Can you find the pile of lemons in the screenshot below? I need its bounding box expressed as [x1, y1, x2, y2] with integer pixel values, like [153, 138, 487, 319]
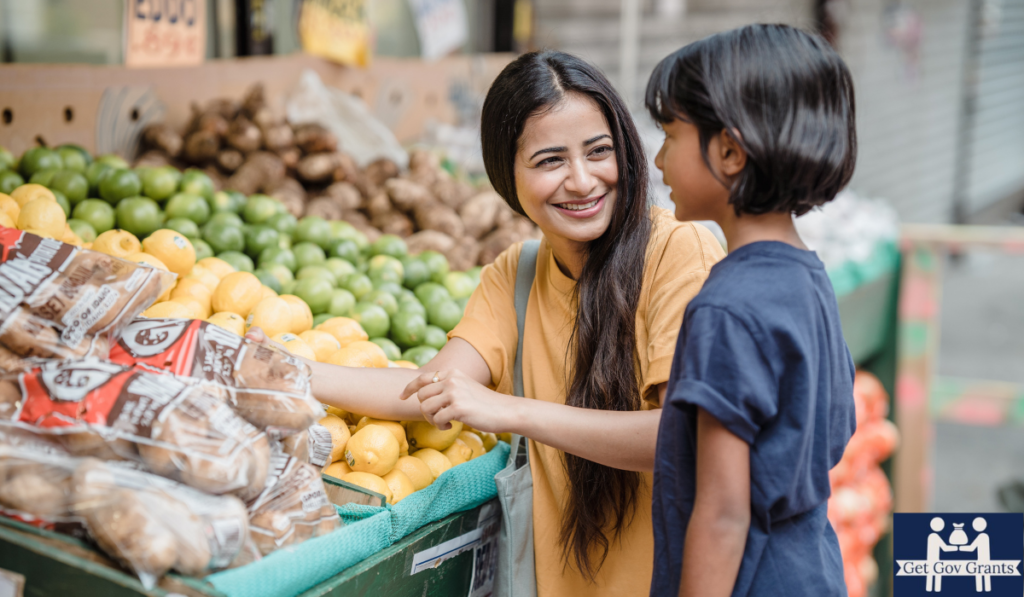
[319, 408, 501, 504]
[1, 184, 88, 245]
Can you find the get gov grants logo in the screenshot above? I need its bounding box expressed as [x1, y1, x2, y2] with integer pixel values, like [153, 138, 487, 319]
[894, 514, 1022, 595]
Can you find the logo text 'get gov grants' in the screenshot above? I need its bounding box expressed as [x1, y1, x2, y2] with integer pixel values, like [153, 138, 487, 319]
[894, 513, 1022, 595]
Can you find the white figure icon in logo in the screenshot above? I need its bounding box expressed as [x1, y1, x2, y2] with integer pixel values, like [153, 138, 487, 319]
[959, 517, 992, 592]
[927, 517, 959, 592]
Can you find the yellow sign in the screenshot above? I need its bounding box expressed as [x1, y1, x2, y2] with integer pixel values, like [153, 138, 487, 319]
[124, 0, 207, 68]
[299, 0, 371, 67]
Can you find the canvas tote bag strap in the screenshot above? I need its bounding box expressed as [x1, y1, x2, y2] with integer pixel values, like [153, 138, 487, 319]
[509, 239, 540, 464]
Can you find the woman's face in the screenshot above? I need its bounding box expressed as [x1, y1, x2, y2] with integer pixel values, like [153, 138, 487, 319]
[514, 94, 618, 248]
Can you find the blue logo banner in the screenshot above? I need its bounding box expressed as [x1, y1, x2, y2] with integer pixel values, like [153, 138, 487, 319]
[894, 513, 1023, 596]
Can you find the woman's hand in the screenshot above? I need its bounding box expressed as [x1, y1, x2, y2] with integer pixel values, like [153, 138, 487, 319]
[399, 369, 521, 434]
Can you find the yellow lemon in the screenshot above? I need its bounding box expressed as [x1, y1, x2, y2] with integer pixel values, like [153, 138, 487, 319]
[478, 432, 498, 452]
[141, 301, 192, 319]
[411, 448, 452, 479]
[211, 271, 262, 316]
[458, 431, 486, 459]
[142, 229, 196, 276]
[318, 414, 351, 463]
[497, 433, 512, 445]
[272, 333, 317, 361]
[315, 317, 368, 348]
[344, 424, 400, 477]
[356, 417, 409, 455]
[394, 360, 419, 369]
[171, 279, 213, 312]
[92, 229, 141, 259]
[407, 420, 463, 452]
[0, 212, 15, 229]
[442, 438, 473, 466]
[246, 297, 293, 338]
[207, 311, 246, 336]
[171, 297, 209, 319]
[324, 404, 348, 419]
[322, 460, 352, 478]
[381, 469, 416, 504]
[279, 294, 314, 334]
[0, 194, 19, 223]
[299, 330, 342, 362]
[17, 198, 65, 239]
[11, 184, 55, 207]
[185, 265, 221, 293]
[392, 455, 435, 490]
[341, 472, 392, 504]
[196, 256, 235, 280]
[325, 341, 388, 369]
[259, 285, 278, 300]
[60, 224, 83, 246]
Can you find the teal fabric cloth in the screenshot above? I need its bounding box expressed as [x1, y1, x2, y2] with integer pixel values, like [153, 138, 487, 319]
[826, 240, 898, 298]
[207, 442, 509, 597]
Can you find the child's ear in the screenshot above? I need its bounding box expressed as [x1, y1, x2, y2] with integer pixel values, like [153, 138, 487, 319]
[717, 128, 747, 177]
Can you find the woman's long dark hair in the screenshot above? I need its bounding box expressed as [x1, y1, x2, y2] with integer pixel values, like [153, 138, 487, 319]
[480, 51, 652, 580]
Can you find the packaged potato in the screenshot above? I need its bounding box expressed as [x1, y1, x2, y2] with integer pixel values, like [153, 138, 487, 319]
[109, 318, 321, 438]
[4, 358, 271, 500]
[247, 453, 340, 555]
[0, 228, 174, 373]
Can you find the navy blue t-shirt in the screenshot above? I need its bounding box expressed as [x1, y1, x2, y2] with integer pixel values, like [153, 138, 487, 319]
[650, 241, 856, 597]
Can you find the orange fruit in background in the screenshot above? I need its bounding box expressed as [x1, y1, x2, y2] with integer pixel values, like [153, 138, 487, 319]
[299, 330, 342, 362]
[142, 229, 196, 276]
[271, 332, 317, 361]
[197, 256, 235, 280]
[279, 294, 314, 334]
[11, 184, 55, 208]
[246, 297, 293, 338]
[207, 311, 246, 336]
[141, 301, 192, 319]
[92, 229, 141, 259]
[211, 271, 262, 316]
[325, 340, 388, 369]
[316, 317, 369, 348]
[17, 198, 65, 239]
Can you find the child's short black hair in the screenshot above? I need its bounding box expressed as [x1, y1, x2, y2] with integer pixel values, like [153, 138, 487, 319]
[646, 24, 857, 216]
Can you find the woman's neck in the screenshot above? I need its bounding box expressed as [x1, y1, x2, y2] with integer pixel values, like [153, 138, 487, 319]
[545, 235, 587, 280]
[717, 210, 808, 253]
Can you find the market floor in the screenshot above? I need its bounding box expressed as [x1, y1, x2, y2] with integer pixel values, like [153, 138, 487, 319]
[932, 250, 1024, 512]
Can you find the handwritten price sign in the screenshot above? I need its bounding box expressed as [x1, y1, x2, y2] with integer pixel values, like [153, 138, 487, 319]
[125, 0, 206, 67]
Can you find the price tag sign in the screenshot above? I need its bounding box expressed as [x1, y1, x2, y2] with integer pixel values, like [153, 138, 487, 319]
[299, 0, 371, 67]
[125, 0, 207, 68]
[407, 0, 468, 60]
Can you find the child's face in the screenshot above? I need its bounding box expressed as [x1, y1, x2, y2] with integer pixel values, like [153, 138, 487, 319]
[654, 119, 732, 222]
[513, 94, 618, 247]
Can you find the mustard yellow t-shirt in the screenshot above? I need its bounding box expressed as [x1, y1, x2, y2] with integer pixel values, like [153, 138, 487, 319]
[450, 207, 724, 596]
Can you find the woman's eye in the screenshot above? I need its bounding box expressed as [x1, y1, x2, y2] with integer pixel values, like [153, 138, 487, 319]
[590, 145, 613, 158]
[537, 156, 561, 166]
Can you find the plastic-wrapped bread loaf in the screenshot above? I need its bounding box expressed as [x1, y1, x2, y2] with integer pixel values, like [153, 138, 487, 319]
[246, 453, 340, 555]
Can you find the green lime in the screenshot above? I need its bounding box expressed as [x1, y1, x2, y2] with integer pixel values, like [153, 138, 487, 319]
[370, 338, 402, 361]
[19, 147, 63, 179]
[278, 234, 292, 250]
[363, 289, 399, 317]
[324, 257, 356, 282]
[401, 256, 432, 290]
[414, 282, 452, 308]
[49, 170, 89, 204]
[294, 278, 334, 315]
[293, 242, 326, 269]
[423, 325, 448, 350]
[390, 311, 428, 349]
[52, 191, 70, 217]
[165, 193, 211, 225]
[443, 272, 476, 300]
[254, 268, 283, 293]
[373, 280, 405, 299]
[96, 154, 129, 170]
[456, 297, 469, 311]
[141, 167, 179, 201]
[192, 239, 215, 261]
[207, 212, 244, 230]
[427, 300, 463, 332]
[264, 263, 295, 288]
[420, 251, 450, 284]
[0, 148, 12, 171]
[327, 288, 356, 317]
[0, 170, 24, 194]
[29, 169, 58, 186]
[243, 194, 280, 224]
[370, 234, 408, 259]
[180, 169, 215, 199]
[258, 246, 298, 272]
[294, 216, 333, 249]
[66, 219, 97, 243]
[296, 265, 338, 287]
[267, 212, 298, 235]
[281, 280, 296, 295]
[99, 169, 142, 205]
[332, 224, 369, 252]
[330, 238, 363, 264]
[398, 294, 427, 317]
[342, 273, 374, 300]
[72, 199, 116, 234]
[466, 266, 482, 284]
[351, 302, 390, 338]
[402, 346, 439, 368]
[84, 162, 113, 194]
[245, 225, 281, 258]
[368, 254, 404, 283]
[115, 196, 164, 238]
[202, 221, 245, 254]
[218, 251, 255, 273]
[56, 145, 91, 173]
[210, 190, 243, 213]
[313, 313, 333, 328]
[164, 217, 201, 241]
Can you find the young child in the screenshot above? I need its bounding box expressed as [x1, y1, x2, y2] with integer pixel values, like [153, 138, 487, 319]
[645, 25, 858, 597]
